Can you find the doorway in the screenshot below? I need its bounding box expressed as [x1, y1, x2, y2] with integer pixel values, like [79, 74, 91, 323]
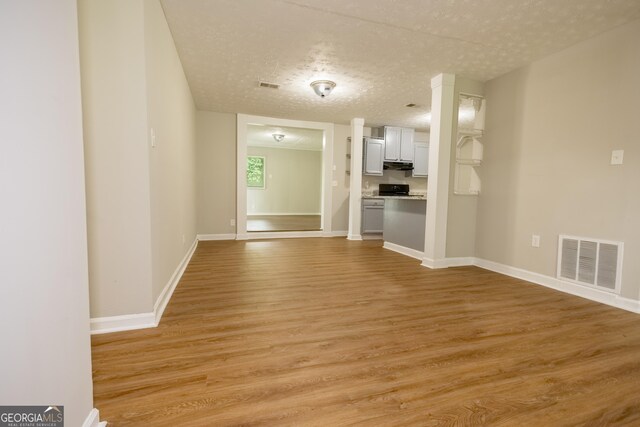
[236, 115, 334, 239]
[246, 124, 323, 232]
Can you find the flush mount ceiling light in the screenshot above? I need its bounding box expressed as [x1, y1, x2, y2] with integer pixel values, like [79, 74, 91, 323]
[310, 80, 336, 98]
[272, 133, 285, 142]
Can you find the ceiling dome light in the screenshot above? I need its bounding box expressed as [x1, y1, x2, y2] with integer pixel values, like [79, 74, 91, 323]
[310, 80, 336, 98]
[272, 133, 285, 142]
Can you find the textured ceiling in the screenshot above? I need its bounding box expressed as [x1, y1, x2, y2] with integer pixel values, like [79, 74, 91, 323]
[161, 0, 640, 130]
[247, 124, 323, 151]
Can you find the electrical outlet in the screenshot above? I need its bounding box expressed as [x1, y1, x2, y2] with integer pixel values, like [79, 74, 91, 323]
[611, 150, 624, 165]
[230, 219, 236, 226]
[332, 180, 338, 187]
[150, 128, 157, 148]
[531, 234, 540, 248]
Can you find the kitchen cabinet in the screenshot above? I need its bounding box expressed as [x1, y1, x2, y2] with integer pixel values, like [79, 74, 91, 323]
[363, 137, 384, 176]
[412, 141, 429, 177]
[362, 199, 385, 234]
[382, 126, 414, 162]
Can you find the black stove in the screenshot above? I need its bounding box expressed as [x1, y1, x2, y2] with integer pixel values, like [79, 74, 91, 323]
[378, 184, 410, 196]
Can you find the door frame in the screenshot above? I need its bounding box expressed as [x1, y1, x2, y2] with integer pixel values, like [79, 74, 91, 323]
[236, 114, 334, 239]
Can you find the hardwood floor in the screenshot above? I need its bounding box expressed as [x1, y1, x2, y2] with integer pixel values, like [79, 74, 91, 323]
[247, 214, 321, 232]
[92, 239, 640, 426]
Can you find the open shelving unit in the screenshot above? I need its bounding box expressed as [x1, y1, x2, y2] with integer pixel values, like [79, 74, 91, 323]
[454, 94, 485, 196]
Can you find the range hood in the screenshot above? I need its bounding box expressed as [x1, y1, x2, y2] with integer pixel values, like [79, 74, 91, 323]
[383, 161, 414, 171]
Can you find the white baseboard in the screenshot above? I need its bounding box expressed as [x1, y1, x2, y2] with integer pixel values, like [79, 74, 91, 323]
[474, 258, 640, 314]
[197, 233, 236, 241]
[83, 408, 106, 427]
[383, 241, 424, 260]
[90, 238, 198, 334]
[347, 234, 362, 241]
[246, 231, 323, 239]
[247, 212, 321, 216]
[327, 230, 348, 237]
[90, 312, 156, 335]
[154, 238, 198, 325]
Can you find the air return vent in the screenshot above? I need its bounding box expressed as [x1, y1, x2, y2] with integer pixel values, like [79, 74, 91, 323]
[557, 235, 623, 293]
[258, 81, 280, 89]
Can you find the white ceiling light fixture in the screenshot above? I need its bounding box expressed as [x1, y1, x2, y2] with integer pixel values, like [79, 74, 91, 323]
[272, 133, 285, 142]
[310, 80, 336, 98]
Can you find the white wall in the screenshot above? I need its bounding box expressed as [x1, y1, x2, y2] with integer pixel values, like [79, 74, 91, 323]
[0, 1, 94, 425]
[79, 0, 154, 317]
[331, 124, 352, 233]
[476, 20, 640, 299]
[144, 0, 197, 303]
[247, 147, 322, 215]
[80, 0, 197, 318]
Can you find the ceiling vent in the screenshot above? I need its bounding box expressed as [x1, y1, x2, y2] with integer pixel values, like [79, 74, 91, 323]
[557, 235, 623, 293]
[258, 81, 280, 89]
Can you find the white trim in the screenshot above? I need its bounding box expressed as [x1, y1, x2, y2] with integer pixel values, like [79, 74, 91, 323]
[347, 118, 365, 239]
[90, 312, 156, 334]
[383, 241, 424, 260]
[153, 238, 198, 325]
[82, 408, 106, 427]
[91, 238, 198, 334]
[247, 212, 322, 216]
[246, 231, 323, 239]
[328, 230, 348, 237]
[442, 257, 475, 267]
[424, 73, 456, 264]
[197, 233, 236, 241]
[421, 257, 451, 269]
[475, 257, 640, 314]
[237, 114, 334, 239]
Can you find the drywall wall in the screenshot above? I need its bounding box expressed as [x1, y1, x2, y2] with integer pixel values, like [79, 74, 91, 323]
[196, 111, 237, 235]
[446, 78, 484, 257]
[79, 0, 154, 317]
[144, 0, 197, 303]
[80, 0, 197, 318]
[476, 20, 640, 299]
[0, 1, 94, 425]
[331, 124, 351, 233]
[247, 147, 322, 215]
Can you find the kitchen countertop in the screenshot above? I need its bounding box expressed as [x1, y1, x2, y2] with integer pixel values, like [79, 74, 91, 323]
[362, 195, 427, 201]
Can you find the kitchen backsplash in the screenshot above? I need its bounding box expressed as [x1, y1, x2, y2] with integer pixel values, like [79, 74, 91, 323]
[362, 170, 427, 196]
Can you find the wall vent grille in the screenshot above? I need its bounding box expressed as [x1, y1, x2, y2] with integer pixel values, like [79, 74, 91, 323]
[258, 81, 280, 89]
[557, 235, 623, 293]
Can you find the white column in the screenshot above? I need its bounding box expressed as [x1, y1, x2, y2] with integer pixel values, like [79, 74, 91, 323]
[347, 118, 365, 240]
[423, 74, 455, 268]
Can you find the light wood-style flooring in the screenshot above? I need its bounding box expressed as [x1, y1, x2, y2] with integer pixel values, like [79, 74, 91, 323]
[92, 239, 640, 426]
[247, 214, 321, 232]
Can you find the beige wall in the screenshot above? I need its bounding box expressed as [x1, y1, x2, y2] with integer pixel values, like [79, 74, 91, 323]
[247, 147, 322, 215]
[446, 77, 484, 257]
[80, 0, 154, 317]
[196, 111, 237, 234]
[476, 20, 640, 299]
[331, 124, 351, 232]
[197, 112, 349, 234]
[0, 1, 94, 424]
[80, 0, 197, 317]
[144, 0, 197, 303]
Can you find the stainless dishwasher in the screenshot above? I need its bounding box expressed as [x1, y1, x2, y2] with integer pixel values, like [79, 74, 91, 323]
[361, 199, 385, 234]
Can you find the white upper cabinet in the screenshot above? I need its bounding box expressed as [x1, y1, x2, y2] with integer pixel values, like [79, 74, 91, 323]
[400, 128, 414, 162]
[412, 141, 429, 177]
[364, 137, 384, 176]
[382, 126, 414, 162]
[383, 126, 401, 161]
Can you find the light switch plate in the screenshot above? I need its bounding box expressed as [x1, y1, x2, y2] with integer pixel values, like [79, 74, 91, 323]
[531, 234, 540, 248]
[611, 150, 624, 165]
